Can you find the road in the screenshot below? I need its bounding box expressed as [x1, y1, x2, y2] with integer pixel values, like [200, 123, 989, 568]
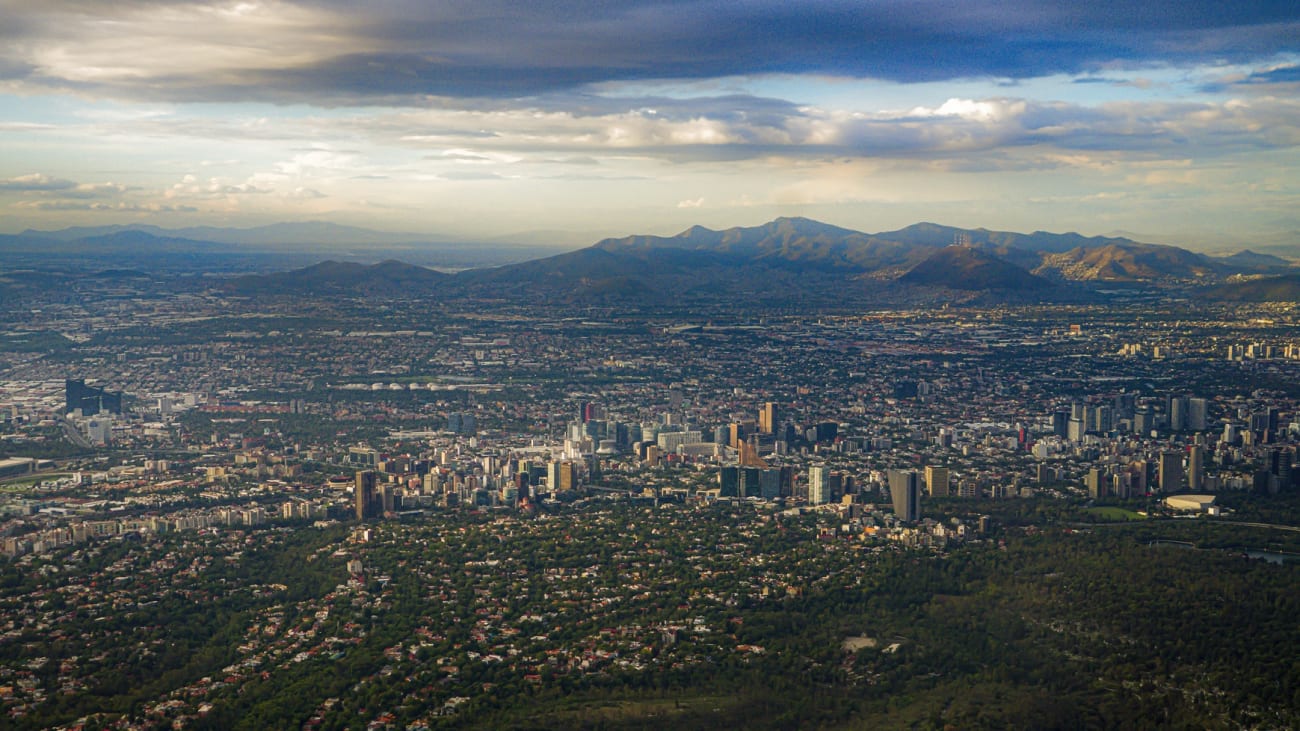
[58, 415, 93, 450]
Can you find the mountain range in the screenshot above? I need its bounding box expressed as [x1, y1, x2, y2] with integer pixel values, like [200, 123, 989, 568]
[6, 217, 1298, 304]
[0, 222, 574, 269]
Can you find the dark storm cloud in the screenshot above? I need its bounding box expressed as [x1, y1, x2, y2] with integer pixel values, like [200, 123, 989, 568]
[4, 1, 1297, 102]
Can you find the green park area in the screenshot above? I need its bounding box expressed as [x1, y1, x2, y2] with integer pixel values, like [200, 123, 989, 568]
[1084, 506, 1147, 522]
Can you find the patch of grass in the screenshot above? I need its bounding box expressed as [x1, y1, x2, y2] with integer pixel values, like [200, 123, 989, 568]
[1085, 506, 1146, 522]
[479, 693, 744, 730]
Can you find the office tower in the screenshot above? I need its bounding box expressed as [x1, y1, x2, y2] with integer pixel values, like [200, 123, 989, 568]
[728, 422, 748, 449]
[547, 461, 578, 492]
[65, 379, 123, 416]
[558, 462, 577, 491]
[87, 417, 112, 446]
[1188, 398, 1209, 431]
[807, 465, 828, 505]
[719, 466, 739, 497]
[355, 470, 379, 520]
[935, 428, 954, 448]
[1111, 472, 1132, 499]
[1093, 405, 1113, 433]
[1158, 451, 1183, 493]
[758, 402, 778, 435]
[1085, 468, 1106, 499]
[1169, 396, 1188, 431]
[1187, 446, 1205, 491]
[924, 465, 950, 497]
[1278, 448, 1294, 489]
[1134, 407, 1154, 435]
[1068, 418, 1085, 442]
[888, 469, 921, 522]
[1051, 410, 1070, 439]
[1113, 392, 1136, 419]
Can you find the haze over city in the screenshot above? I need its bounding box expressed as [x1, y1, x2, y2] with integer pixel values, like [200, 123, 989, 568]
[5, 4, 1300, 731]
[1, 1, 1298, 248]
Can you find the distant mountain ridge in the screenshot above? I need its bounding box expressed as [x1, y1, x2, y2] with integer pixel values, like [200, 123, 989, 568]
[224, 260, 448, 296]
[11, 217, 1296, 307]
[1204, 274, 1300, 302]
[19, 221, 445, 246]
[595, 217, 931, 272]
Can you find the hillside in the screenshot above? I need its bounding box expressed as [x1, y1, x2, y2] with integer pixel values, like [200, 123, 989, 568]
[898, 246, 1053, 291]
[1204, 273, 1300, 302]
[595, 217, 932, 272]
[223, 260, 448, 296]
[1036, 242, 1220, 282]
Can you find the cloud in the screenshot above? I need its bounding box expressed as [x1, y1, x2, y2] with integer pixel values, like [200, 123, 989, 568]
[0, 173, 76, 191]
[166, 175, 272, 199]
[17, 200, 197, 212]
[677, 197, 705, 208]
[0, 174, 132, 199]
[437, 170, 506, 181]
[1, 2, 1296, 103]
[318, 94, 1300, 168]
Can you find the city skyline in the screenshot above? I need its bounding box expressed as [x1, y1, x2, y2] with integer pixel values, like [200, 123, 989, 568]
[1, 1, 1298, 249]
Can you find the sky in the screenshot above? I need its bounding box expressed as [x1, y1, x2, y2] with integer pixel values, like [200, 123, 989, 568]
[1, 1, 1298, 249]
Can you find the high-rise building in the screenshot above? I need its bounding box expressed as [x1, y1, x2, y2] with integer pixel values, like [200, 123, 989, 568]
[355, 470, 380, 520]
[1158, 451, 1183, 493]
[719, 466, 739, 497]
[924, 465, 950, 497]
[1187, 446, 1205, 491]
[738, 438, 767, 468]
[1169, 396, 1188, 431]
[548, 461, 577, 492]
[807, 465, 829, 505]
[87, 417, 112, 446]
[1188, 398, 1209, 431]
[65, 379, 123, 416]
[1223, 423, 1240, 444]
[888, 469, 921, 522]
[1134, 407, 1154, 435]
[1051, 410, 1070, 438]
[728, 422, 749, 449]
[1085, 468, 1106, 498]
[758, 402, 778, 435]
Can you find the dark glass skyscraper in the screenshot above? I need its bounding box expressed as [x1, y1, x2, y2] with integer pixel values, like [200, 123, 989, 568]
[65, 379, 122, 416]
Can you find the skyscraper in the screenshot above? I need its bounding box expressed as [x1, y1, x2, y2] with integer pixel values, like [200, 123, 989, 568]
[924, 465, 950, 497]
[355, 470, 380, 520]
[1085, 468, 1106, 498]
[1158, 451, 1183, 493]
[889, 469, 921, 522]
[758, 402, 778, 435]
[1187, 446, 1205, 491]
[807, 465, 828, 505]
[1188, 398, 1209, 431]
[1169, 396, 1188, 431]
[65, 379, 123, 416]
